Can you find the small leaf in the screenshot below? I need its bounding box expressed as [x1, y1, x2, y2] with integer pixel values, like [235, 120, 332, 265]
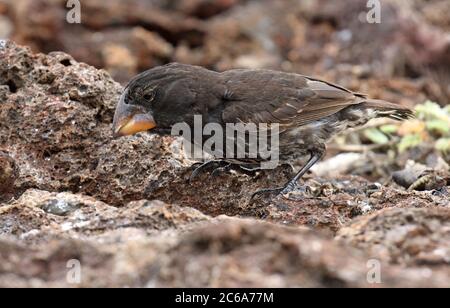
[444, 105, 450, 115]
[364, 128, 389, 144]
[415, 101, 449, 121]
[379, 124, 398, 134]
[398, 134, 423, 153]
[435, 138, 450, 153]
[426, 119, 450, 135]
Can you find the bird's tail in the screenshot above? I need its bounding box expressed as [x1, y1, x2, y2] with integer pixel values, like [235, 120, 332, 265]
[363, 99, 415, 121]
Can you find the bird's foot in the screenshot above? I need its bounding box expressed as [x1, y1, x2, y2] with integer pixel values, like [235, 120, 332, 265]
[237, 165, 263, 176]
[189, 160, 227, 182]
[251, 182, 311, 200]
[207, 162, 261, 177]
[238, 163, 294, 177]
[210, 163, 232, 177]
[250, 187, 285, 200]
[191, 161, 266, 181]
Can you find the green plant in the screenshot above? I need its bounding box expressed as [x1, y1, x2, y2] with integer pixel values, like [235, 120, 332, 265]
[362, 101, 450, 154]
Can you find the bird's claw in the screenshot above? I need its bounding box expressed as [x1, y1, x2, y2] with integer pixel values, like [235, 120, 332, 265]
[190, 161, 261, 182]
[238, 165, 262, 174]
[189, 161, 229, 182]
[251, 182, 309, 200]
[189, 161, 216, 182]
[250, 187, 285, 200]
[210, 163, 232, 177]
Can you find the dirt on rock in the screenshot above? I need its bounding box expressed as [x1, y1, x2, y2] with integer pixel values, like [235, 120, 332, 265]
[0, 41, 449, 287]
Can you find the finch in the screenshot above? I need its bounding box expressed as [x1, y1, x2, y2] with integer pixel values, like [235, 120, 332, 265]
[112, 63, 413, 197]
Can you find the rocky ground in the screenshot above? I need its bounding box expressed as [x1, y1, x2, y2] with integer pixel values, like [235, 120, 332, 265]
[0, 41, 449, 288]
[0, 0, 449, 288]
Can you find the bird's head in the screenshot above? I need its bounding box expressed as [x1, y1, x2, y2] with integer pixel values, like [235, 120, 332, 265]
[112, 64, 203, 138]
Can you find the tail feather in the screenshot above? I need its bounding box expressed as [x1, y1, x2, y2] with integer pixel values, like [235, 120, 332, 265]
[363, 99, 415, 121]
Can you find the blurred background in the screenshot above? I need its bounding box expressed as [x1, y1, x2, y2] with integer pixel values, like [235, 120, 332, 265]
[0, 0, 448, 88]
[1, 0, 449, 184]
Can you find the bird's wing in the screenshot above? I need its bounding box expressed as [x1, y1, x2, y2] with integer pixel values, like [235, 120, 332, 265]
[221, 70, 365, 129]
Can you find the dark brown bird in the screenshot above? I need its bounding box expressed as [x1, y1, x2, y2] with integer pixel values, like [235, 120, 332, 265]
[112, 63, 413, 197]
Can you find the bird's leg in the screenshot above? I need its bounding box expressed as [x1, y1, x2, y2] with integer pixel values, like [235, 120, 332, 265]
[251, 151, 324, 199]
[189, 160, 226, 182]
[281, 152, 323, 194]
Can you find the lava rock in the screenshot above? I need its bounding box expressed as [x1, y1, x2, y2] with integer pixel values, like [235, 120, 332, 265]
[0, 151, 18, 201]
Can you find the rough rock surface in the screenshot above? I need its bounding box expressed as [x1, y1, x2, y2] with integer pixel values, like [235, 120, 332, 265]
[0, 151, 17, 201]
[337, 207, 450, 267]
[0, 189, 447, 288]
[1, 42, 449, 287]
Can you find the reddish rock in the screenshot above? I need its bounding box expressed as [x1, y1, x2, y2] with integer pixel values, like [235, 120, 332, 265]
[337, 207, 450, 267]
[0, 151, 18, 201]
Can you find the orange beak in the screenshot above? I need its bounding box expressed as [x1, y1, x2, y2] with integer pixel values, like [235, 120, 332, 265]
[112, 94, 156, 138]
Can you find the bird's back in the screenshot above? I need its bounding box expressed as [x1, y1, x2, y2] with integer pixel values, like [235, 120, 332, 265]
[220, 69, 366, 129]
[211, 68, 413, 164]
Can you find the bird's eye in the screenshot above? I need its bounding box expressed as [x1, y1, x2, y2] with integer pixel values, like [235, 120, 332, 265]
[143, 91, 156, 102]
